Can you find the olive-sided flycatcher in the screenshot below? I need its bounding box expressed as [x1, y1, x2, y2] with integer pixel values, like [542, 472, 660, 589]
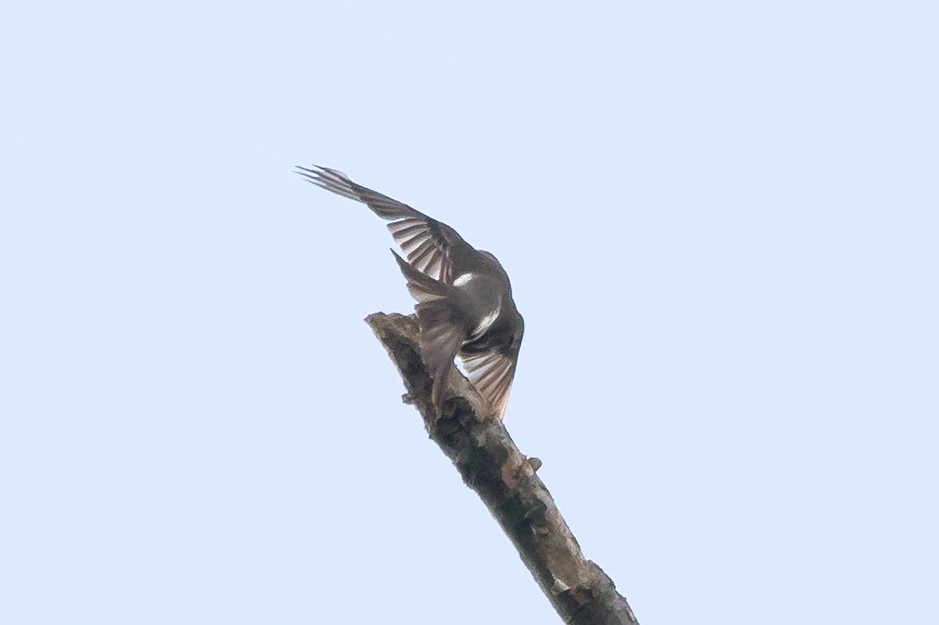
[296, 165, 524, 420]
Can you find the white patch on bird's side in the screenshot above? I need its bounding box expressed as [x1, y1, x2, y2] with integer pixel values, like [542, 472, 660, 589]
[470, 303, 501, 340]
[453, 272, 475, 287]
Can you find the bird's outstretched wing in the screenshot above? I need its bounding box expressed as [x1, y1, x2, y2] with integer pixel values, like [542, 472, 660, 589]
[460, 349, 519, 420]
[296, 165, 475, 283]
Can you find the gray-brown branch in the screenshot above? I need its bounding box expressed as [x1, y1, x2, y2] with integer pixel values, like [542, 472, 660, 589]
[366, 312, 639, 625]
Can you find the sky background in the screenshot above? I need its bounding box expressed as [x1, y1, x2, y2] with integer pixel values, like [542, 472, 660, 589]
[2, 1, 937, 623]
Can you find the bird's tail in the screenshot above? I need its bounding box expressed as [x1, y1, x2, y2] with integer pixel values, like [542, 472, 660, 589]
[392, 251, 463, 411]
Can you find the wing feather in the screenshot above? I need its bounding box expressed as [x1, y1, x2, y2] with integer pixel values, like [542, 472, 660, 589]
[460, 350, 518, 420]
[296, 165, 473, 282]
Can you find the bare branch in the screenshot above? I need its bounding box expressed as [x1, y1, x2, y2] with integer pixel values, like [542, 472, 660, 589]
[366, 312, 640, 625]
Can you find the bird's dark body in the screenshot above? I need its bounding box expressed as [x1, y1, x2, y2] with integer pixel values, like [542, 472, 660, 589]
[296, 165, 523, 420]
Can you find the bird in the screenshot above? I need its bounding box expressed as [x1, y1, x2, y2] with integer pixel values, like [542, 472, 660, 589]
[295, 164, 524, 420]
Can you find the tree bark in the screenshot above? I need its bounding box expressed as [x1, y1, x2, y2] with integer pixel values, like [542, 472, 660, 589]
[366, 312, 640, 625]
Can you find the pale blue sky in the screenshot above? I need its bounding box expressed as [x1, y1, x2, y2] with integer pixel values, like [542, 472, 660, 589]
[2, 2, 937, 623]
